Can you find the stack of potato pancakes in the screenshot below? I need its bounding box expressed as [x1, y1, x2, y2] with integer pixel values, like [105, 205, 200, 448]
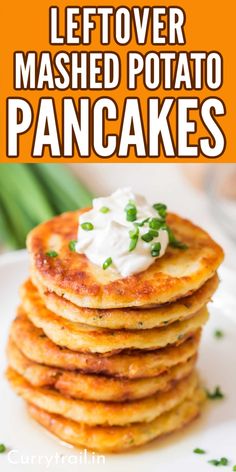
[6, 210, 223, 452]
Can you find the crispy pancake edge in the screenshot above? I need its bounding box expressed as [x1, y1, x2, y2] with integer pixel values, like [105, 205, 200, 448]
[27, 387, 205, 452]
[10, 314, 201, 378]
[29, 274, 219, 330]
[7, 367, 198, 425]
[7, 338, 197, 402]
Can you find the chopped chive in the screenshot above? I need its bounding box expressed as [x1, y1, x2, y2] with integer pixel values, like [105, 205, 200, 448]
[171, 240, 188, 249]
[129, 225, 139, 251]
[214, 330, 224, 339]
[125, 201, 137, 222]
[0, 444, 6, 453]
[126, 209, 137, 222]
[208, 457, 229, 466]
[81, 222, 94, 231]
[193, 448, 206, 454]
[151, 251, 161, 257]
[129, 226, 139, 239]
[233, 465, 236, 471]
[167, 226, 188, 250]
[129, 237, 138, 252]
[149, 218, 164, 230]
[46, 250, 58, 258]
[100, 206, 110, 214]
[153, 203, 167, 218]
[208, 459, 221, 466]
[151, 242, 161, 257]
[103, 257, 112, 270]
[166, 226, 175, 242]
[220, 458, 229, 466]
[68, 240, 77, 252]
[149, 230, 159, 238]
[136, 217, 150, 227]
[206, 386, 224, 400]
[141, 229, 159, 243]
[141, 232, 154, 243]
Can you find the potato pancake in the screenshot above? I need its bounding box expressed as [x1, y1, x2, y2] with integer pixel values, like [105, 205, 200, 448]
[27, 387, 205, 452]
[7, 338, 196, 402]
[10, 314, 201, 378]
[32, 274, 218, 330]
[27, 210, 223, 308]
[20, 283, 208, 353]
[7, 368, 198, 425]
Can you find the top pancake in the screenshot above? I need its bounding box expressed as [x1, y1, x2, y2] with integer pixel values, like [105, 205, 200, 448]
[27, 210, 224, 309]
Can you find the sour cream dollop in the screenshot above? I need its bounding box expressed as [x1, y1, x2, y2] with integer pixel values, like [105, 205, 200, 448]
[75, 188, 169, 277]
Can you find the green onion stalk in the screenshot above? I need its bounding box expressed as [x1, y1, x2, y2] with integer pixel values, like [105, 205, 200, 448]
[0, 164, 93, 249]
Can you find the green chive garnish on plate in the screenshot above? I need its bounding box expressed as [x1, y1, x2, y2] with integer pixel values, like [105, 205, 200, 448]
[206, 386, 224, 400]
[100, 207, 110, 214]
[0, 444, 6, 453]
[46, 250, 58, 258]
[214, 329, 224, 339]
[208, 459, 221, 466]
[81, 222, 94, 231]
[208, 457, 229, 466]
[103, 257, 112, 270]
[193, 448, 206, 454]
[220, 458, 229, 466]
[68, 240, 77, 252]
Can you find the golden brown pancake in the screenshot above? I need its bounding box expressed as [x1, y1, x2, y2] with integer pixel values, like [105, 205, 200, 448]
[28, 387, 205, 452]
[10, 314, 201, 378]
[20, 281, 208, 353]
[7, 368, 198, 425]
[27, 210, 224, 308]
[32, 274, 219, 330]
[7, 338, 197, 402]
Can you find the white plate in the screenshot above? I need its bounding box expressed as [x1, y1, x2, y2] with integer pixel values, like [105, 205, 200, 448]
[0, 251, 236, 472]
